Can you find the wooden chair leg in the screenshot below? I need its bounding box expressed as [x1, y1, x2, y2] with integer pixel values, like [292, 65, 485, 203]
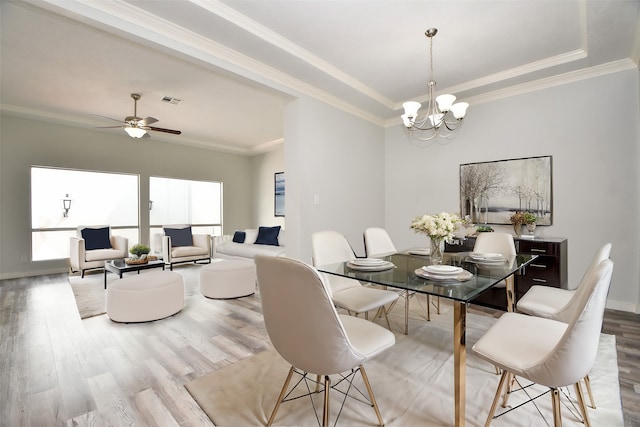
[359, 365, 385, 427]
[322, 375, 331, 427]
[583, 375, 596, 409]
[501, 372, 515, 408]
[551, 388, 562, 427]
[267, 366, 295, 426]
[484, 371, 509, 427]
[575, 382, 592, 427]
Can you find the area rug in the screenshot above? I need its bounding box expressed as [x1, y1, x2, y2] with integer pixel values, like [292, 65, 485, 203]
[68, 264, 204, 319]
[185, 310, 623, 427]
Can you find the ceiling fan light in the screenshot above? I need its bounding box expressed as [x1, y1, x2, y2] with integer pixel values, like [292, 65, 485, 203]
[124, 126, 147, 138]
[436, 94, 456, 112]
[450, 102, 469, 119]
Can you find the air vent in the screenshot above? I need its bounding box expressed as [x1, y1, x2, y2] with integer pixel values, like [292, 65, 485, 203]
[161, 96, 181, 105]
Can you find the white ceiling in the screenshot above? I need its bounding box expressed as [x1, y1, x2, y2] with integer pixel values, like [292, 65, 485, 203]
[2, 0, 639, 154]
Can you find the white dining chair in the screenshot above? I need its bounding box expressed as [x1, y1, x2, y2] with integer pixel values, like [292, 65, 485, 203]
[255, 255, 396, 427]
[363, 226, 436, 334]
[473, 232, 517, 312]
[516, 242, 612, 408]
[311, 231, 399, 330]
[472, 258, 614, 427]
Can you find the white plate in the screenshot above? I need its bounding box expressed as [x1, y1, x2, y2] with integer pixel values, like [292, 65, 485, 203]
[407, 248, 430, 256]
[351, 258, 386, 266]
[470, 252, 504, 261]
[347, 261, 395, 271]
[414, 268, 473, 282]
[423, 265, 463, 275]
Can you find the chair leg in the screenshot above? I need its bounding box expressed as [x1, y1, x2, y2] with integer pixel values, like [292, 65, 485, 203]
[359, 365, 385, 427]
[551, 388, 562, 427]
[583, 375, 596, 409]
[574, 382, 592, 427]
[267, 366, 295, 426]
[426, 295, 431, 321]
[323, 375, 331, 427]
[382, 306, 392, 331]
[501, 372, 514, 408]
[484, 371, 509, 427]
[404, 290, 409, 335]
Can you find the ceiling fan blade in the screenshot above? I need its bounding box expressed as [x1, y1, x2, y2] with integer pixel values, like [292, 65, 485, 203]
[147, 126, 182, 135]
[139, 116, 158, 126]
[92, 114, 126, 124]
[95, 125, 125, 129]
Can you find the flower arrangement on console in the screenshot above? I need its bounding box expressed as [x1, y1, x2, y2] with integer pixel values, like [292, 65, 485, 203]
[411, 212, 462, 263]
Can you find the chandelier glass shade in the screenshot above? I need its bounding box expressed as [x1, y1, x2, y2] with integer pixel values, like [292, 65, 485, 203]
[401, 28, 469, 142]
[124, 126, 147, 138]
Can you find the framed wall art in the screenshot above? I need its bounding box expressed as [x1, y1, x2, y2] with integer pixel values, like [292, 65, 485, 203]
[274, 172, 285, 217]
[459, 156, 552, 225]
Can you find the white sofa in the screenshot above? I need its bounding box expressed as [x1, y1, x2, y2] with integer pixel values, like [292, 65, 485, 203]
[213, 227, 286, 260]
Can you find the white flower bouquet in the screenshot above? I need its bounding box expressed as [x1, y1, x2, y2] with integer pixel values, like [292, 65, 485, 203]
[410, 211, 462, 242]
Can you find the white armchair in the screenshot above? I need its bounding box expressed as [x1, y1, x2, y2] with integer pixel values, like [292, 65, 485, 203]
[69, 226, 128, 277]
[159, 225, 211, 270]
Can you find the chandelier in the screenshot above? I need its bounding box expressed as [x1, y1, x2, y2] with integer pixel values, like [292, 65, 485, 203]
[401, 28, 469, 142]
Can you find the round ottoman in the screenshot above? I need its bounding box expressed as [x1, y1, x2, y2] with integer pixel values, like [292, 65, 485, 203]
[200, 259, 256, 299]
[107, 271, 184, 322]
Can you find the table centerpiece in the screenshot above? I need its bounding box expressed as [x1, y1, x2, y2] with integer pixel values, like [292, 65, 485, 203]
[410, 212, 462, 264]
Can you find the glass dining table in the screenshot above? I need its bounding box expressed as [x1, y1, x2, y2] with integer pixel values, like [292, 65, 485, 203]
[317, 250, 537, 427]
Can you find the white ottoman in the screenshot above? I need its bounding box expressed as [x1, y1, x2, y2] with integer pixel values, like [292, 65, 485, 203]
[200, 259, 256, 299]
[107, 271, 184, 322]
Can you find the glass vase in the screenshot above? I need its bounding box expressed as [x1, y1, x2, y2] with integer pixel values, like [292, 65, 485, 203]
[430, 237, 444, 264]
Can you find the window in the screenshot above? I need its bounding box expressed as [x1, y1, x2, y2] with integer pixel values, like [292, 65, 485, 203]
[149, 177, 222, 241]
[31, 166, 139, 261]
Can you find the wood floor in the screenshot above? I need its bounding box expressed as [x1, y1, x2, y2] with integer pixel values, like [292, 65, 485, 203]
[1, 268, 639, 426]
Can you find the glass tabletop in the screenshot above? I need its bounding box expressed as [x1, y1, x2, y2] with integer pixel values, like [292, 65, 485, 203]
[317, 252, 537, 303]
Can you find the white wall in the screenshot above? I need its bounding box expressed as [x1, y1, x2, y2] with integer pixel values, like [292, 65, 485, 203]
[251, 147, 285, 230]
[385, 69, 640, 312]
[0, 114, 254, 279]
[283, 96, 386, 263]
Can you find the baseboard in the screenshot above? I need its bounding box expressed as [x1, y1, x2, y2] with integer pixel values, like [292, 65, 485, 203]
[0, 266, 68, 280]
[606, 298, 639, 314]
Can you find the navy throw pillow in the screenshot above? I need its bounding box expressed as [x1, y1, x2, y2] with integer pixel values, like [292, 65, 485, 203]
[254, 226, 281, 246]
[81, 227, 112, 250]
[164, 226, 193, 247]
[232, 231, 246, 243]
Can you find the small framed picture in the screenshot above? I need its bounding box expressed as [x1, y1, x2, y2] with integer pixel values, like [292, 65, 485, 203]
[274, 172, 285, 217]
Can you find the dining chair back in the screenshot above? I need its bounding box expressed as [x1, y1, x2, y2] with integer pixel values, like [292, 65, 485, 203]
[473, 232, 517, 311]
[255, 255, 395, 426]
[311, 230, 356, 266]
[363, 227, 398, 257]
[473, 232, 516, 257]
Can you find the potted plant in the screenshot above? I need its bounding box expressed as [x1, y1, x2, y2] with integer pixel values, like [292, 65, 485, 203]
[129, 243, 151, 259]
[510, 211, 538, 235]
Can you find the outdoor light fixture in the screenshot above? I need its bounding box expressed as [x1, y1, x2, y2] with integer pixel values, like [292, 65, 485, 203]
[401, 28, 469, 143]
[62, 194, 72, 217]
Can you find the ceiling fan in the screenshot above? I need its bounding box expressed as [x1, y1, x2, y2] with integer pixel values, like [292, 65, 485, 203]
[95, 93, 182, 139]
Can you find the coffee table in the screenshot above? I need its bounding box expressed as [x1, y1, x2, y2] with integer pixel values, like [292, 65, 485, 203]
[104, 258, 165, 289]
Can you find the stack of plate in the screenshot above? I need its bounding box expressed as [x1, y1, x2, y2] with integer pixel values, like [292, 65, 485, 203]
[347, 258, 395, 271]
[415, 265, 472, 282]
[469, 252, 506, 264]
